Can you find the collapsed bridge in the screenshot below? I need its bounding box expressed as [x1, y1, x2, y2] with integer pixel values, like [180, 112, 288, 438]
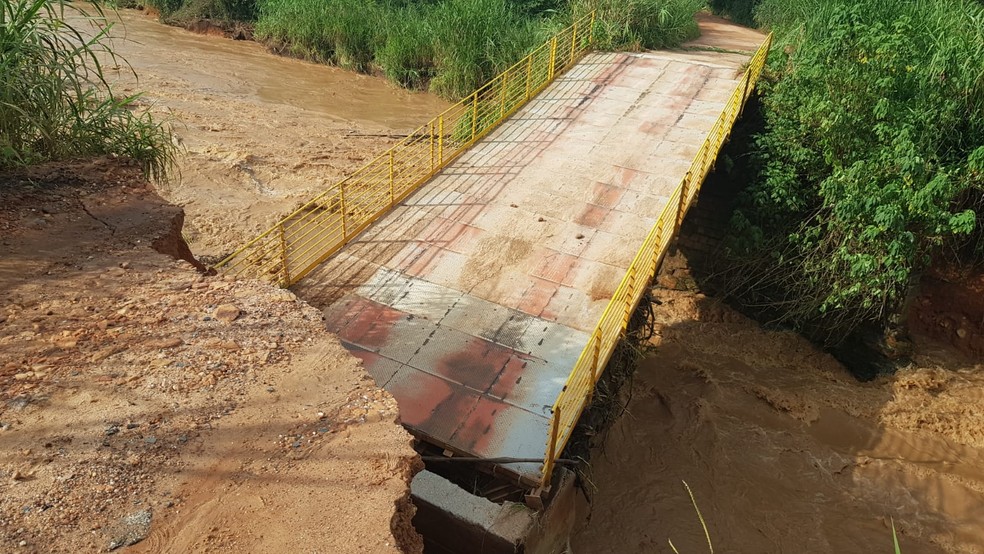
[218, 13, 771, 495]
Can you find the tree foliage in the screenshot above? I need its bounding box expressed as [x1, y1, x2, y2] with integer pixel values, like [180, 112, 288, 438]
[724, 0, 984, 344]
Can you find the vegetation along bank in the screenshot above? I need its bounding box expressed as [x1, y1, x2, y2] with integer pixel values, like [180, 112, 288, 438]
[128, 0, 706, 98]
[706, 0, 984, 372]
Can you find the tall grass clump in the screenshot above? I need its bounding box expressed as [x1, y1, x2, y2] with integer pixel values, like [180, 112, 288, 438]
[430, 0, 546, 97]
[255, 0, 550, 98]
[720, 0, 984, 346]
[571, 0, 703, 50]
[0, 0, 175, 182]
[376, 4, 436, 89]
[255, 0, 384, 70]
[250, 0, 705, 98]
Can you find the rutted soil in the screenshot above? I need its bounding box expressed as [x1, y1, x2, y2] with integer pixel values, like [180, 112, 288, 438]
[0, 161, 422, 553]
[97, 8, 449, 260]
[572, 251, 984, 553]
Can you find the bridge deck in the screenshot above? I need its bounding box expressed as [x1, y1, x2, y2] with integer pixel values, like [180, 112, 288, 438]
[296, 21, 764, 485]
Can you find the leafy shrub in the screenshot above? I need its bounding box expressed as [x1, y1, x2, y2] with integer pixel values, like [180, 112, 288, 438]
[0, 0, 175, 181]
[724, 0, 984, 344]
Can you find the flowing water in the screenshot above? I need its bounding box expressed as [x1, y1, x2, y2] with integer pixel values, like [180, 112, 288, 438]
[84, 9, 450, 257]
[104, 10, 449, 129]
[571, 254, 984, 554]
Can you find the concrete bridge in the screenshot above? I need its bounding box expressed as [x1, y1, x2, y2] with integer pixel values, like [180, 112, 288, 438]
[220, 14, 769, 497]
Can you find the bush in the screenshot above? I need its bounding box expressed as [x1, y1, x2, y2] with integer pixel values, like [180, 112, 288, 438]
[430, 0, 545, 97]
[723, 0, 984, 344]
[377, 5, 436, 89]
[0, 0, 175, 182]
[255, 0, 385, 70]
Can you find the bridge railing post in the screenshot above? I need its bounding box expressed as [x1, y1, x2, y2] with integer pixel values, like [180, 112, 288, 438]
[588, 10, 596, 45]
[677, 173, 690, 231]
[429, 121, 435, 173]
[389, 150, 395, 206]
[739, 71, 751, 114]
[544, 405, 561, 484]
[340, 184, 347, 238]
[438, 115, 444, 164]
[622, 269, 636, 326]
[277, 223, 290, 287]
[548, 37, 558, 80]
[570, 19, 578, 65]
[499, 73, 508, 120]
[525, 56, 533, 100]
[471, 91, 479, 143]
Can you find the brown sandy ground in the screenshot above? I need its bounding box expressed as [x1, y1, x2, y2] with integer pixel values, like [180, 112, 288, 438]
[0, 161, 422, 553]
[572, 250, 984, 554]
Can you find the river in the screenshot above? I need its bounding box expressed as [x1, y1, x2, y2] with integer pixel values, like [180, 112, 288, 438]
[92, 8, 449, 257]
[571, 253, 984, 553]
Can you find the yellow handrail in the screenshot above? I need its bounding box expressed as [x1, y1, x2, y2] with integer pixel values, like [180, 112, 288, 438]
[541, 33, 774, 484]
[215, 12, 596, 287]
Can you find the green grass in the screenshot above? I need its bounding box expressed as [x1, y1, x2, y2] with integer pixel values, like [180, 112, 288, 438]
[0, 0, 176, 181]
[572, 0, 704, 50]
[428, 0, 550, 97]
[892, 518, 902, 554]
[376, 4, 436, 89]
[718, 0, 984, 346]
[237, 0, 707, 99]
[254, 0, 554, 98]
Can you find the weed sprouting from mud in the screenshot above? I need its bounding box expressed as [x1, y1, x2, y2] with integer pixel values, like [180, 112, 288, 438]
[668, 480, 714, 554]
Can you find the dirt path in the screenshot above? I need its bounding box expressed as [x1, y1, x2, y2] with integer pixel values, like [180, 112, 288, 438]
[97, 8, 449, 260]
[572, 252, 984, 553]
[0, 161, 421, 553]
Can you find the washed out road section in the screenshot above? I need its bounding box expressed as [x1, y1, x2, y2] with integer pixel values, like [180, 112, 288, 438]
[296, 19, 766, 483]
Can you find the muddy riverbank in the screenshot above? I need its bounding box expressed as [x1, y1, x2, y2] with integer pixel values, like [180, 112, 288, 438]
[572, 251, 984, 553]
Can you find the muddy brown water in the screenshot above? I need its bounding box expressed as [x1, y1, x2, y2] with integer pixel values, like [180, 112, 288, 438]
[73, 8, 451, 258]
[571, 275, 984, 554]
[103, 10, 449, 129]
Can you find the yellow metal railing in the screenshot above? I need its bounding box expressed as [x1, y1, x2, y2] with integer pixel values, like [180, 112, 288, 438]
[541, 33, 774, 484]
[215, 12, 596, 286]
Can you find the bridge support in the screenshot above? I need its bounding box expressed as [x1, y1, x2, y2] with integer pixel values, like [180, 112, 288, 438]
[412, 468, 579, 553]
